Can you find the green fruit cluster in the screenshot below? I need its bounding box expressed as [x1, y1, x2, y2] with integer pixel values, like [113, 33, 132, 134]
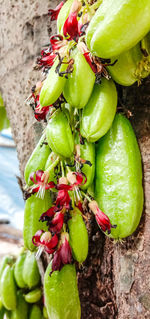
[0, 251, 45, 319]
[20, 0, 149, 318]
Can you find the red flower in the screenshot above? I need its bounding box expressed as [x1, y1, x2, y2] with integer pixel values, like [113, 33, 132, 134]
[50, 35, 65, 51]
[52, 233, 72, 271]
[34, 104, 51, 121]
[32, 230, 58, 254]
[56, 189, 72, 210]
[63, 12, 79, 40]
[29, 170, 55, 197]
[89, 201, 117, 234]
[48, 2, 64, 21]
[49, 211, 64, 233]
[37, 51, 57, 68]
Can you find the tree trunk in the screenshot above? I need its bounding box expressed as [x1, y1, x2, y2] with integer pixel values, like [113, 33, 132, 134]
[0, 1, 150, 318]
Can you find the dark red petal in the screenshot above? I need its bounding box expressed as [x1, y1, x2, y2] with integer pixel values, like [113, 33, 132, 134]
[37, 53, 56, 67]
[76, 201, 83, 213]
[95, 209, 112, 232]
[60, 239, 72, 264]
[41, 234, 58, 254]
[48, 2, 64, 21]
[52, 249, 62, 271]
[56, 190, 71, 209]
[74, 172, 87, 186]
[63, 12, 79, 40]
[32, 230, 44, 246]
[56, 184, 72, 191]
[39, 206, 56, 222]
[50, 35, 64, 51]
[83, 52, 97, 73]
[34, 105, 50, 121]
[35, 170, 44, 183]
[50, 212, 64, 233]
[46, 181, 56, 189]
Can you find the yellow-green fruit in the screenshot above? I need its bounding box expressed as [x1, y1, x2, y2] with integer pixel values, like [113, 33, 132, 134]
[23, 252, 40, 289]
[0, 265, 17, 310]
[23, 191, 52, 251]
[14, 253, 27, 288]
[10, 291, 28, 319]
[24, 288, 42, 304]
[95, 114, 144, 239]
[29, 305, 43, 319]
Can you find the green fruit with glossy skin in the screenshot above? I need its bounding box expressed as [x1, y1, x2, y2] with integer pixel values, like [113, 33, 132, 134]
[80, 79, 117, 142]
[44, 264, 81, 319]
[75, 133, 95, 190]
[0, 256, 14, 283]
[63, 49, 95, 109]
[46, 109, 74, 158]
[68, 208, 88, 263]
[95, 114, 144, 239]
[14, 253, 27, 289]
[24, 288, 42, 304]
[0, 265, 17, 310]
[23, 251, 40, 289]
[29, 305, 43, 319]
[24, 134, 51, 185]
[40, 58, 67, 107]
[23, 191, 52, 251]
[86, 0, 150, 58]
[57, 0, 73, 34]
[107, 34, 150, 86]
[10, 291, 28, 319]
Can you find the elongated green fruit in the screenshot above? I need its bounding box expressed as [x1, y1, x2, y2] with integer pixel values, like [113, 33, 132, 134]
[44, 264, 81, 319]
[46, 109, 74, 158]
[23, 251, 40, 289]
[57, 0, 73, 34]
[40, 58, 67, 107]
[0, 265, 17, 310]
[23, 191, 51, 251]
[24, 134, 51, 185]
[24, 288, 42, 304]
[10, 291, 28, 319]
[63, 49, 95, 109]
[14, 253, 27, 288]
[107, 34, 150, 86]
[86, 0, 150, 58]
[80, 79, 117, 142]
[68, 208, 88, 263]
[29, 305, 43, 319]
[95, 114, 144, 239]
[0, 256, 14, 283]
[75, 133, 95, 190]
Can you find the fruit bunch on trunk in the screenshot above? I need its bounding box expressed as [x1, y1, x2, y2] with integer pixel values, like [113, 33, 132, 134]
[7, 1, 150, 318]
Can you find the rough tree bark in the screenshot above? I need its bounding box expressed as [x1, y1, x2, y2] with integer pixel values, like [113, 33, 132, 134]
[0, 1, 150, 318]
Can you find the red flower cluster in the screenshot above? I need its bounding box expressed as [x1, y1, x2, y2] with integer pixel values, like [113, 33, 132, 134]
[48, 2, 64, 21]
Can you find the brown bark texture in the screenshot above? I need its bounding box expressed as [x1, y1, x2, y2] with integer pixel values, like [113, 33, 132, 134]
[0, 1, 150, 318]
